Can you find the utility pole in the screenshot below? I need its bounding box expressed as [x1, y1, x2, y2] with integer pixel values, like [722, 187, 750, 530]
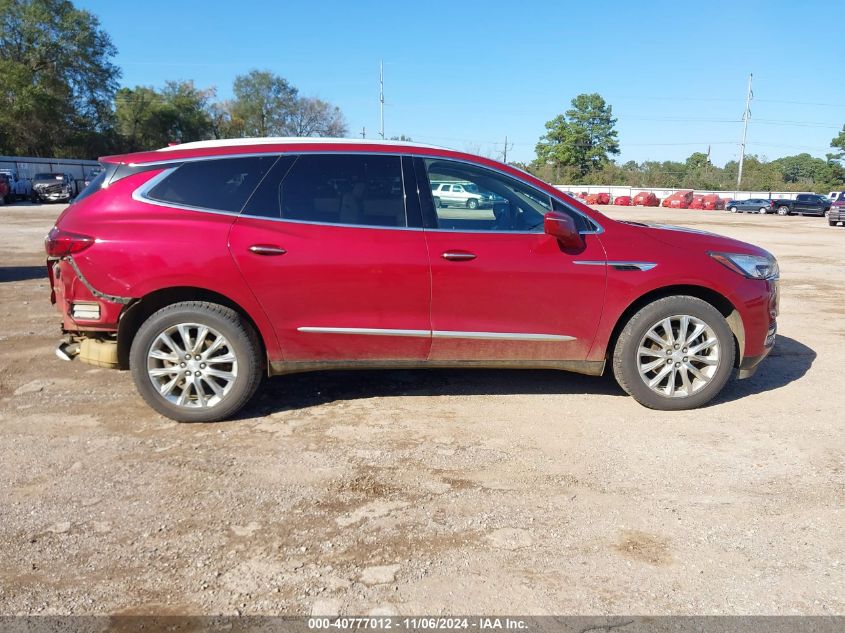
[379, 60, 385, 140]
[360, 126, 366, 139]
[503, 135, 513, 164]
[737, 73, 753, 189]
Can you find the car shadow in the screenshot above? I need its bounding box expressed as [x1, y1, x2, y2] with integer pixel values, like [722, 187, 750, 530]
[0, 265, 46, 282]
[237, 335, 814, 418]
[712, 334, 815, 404]
[240, 367, 624, 419]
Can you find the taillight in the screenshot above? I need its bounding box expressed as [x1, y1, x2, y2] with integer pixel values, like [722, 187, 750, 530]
[45, 227, 94, 257]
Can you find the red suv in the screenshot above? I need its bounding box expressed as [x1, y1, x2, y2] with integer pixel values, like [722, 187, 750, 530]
[46, 139, 779, 422]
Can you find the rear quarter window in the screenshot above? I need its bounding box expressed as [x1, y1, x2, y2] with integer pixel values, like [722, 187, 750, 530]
[145, 156, 279, 213]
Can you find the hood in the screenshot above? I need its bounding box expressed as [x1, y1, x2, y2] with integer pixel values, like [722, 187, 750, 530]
[620, 220, 771, 257]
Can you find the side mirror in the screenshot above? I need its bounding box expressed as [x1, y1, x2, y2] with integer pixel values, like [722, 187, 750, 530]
[543, 211, 584, 250]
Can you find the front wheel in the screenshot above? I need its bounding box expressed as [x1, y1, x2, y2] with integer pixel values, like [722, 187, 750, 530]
[777, 205, 790, 216]
[130, 301, 263, 422]
[728, 206, 738, 213]
[758, 207, 768, 214]
[466, 198, 479, 210]
[612, 296, 736, 410]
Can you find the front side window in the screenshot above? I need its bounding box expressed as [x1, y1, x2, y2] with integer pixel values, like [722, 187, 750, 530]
[421, 158, 595, 232]
[146, 156, 278, 213]
[244, 154, 406, 228]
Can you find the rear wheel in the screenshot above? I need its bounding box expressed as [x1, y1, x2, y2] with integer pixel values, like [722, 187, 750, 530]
[612, 296, 735, 410]
[130, 301, 263, 422]
[777, 205, 790, 216]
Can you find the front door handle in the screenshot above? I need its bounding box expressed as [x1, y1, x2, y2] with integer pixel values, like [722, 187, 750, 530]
[442, 251, 476, 261]
[249, 244, 287, 256]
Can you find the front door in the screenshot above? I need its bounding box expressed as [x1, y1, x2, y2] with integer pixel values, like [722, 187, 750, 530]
[415, 157, 606, 362]
[229, 153, 431, 362]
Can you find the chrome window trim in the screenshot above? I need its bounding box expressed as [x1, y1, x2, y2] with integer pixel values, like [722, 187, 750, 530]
[132, 153, 411, 229]
[297, 326, 575, 342]
[128, 150, 604, 235]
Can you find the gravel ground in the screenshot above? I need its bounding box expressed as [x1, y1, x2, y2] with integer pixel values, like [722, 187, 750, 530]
[0, 202, 843, 616]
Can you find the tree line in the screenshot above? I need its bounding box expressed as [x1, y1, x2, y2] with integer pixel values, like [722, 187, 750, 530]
[0, 0, 347, 158]
[523, 93, 845, 193]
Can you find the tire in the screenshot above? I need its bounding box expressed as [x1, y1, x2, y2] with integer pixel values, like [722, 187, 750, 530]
[728, 206, 738, 213]
[433, 196, 441, 208]
[612, 295, 736, 411]
[467, 198, 479, 210]
[830, 220, 836, 226]
[758, 207, 768, 214]
[129, 301, 263, 422]
[777, 205, 790, 216]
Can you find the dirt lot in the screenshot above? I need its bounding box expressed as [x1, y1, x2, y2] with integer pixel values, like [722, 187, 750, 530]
[0, 202, 843, 616]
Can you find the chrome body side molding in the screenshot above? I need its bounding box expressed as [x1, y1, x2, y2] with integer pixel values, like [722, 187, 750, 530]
[297, 327, 575, 342]
[573, 260, 658, 271]
[297, 326, 430, 338]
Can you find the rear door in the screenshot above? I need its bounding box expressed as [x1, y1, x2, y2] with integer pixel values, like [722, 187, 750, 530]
[228, 153, 432, 362]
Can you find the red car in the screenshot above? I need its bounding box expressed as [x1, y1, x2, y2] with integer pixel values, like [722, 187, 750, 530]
[662, 190, 694, 209]
[47, 139, 779, 422]
[632, 191, 659, 207]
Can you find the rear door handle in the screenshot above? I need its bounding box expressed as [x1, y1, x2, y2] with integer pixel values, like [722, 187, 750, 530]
[442, 251, 476, 261]
[249, 244, 287, 256]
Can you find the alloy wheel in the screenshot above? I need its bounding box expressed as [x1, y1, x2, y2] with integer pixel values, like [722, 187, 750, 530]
[636, 314, 720, 398]
[146, 322, 238, 408]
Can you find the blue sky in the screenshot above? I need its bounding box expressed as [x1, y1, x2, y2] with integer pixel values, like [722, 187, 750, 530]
[78, 0, 845, 166]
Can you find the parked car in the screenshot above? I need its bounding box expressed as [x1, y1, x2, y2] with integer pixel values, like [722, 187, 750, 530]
[614, 195, 632, 206]
[632, 191, 659, 207]
[431, 181, 495, 209]
[0, 174, 10, 204]
[701, 194, 725, 211]
[725, 198, 775, 214]
[0, 168, 31, 202]
[662, 190, 694, 209]
[46, 138, 779, 422]
[769, 194, 831, 217]
[688, 195, 705, 209]
[828, 192, 845, 226]
[31, 172, 77, 203]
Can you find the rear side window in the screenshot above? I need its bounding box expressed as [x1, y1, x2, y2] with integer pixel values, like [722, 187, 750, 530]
[73, 168, 108, 204]
[243, 154, 406, 228]
[146, 156, 278, 213]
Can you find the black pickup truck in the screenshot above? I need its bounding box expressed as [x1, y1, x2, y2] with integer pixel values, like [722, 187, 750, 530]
[771, 193, 831, 217]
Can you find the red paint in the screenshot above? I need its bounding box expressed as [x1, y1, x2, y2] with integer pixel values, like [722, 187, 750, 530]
[47, 140, 777, 376]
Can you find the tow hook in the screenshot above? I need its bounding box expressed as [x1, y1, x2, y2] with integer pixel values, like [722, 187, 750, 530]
[55, 340, 80, 361]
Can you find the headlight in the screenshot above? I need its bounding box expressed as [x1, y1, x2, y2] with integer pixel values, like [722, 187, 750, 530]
[709, 251, 779, 280]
